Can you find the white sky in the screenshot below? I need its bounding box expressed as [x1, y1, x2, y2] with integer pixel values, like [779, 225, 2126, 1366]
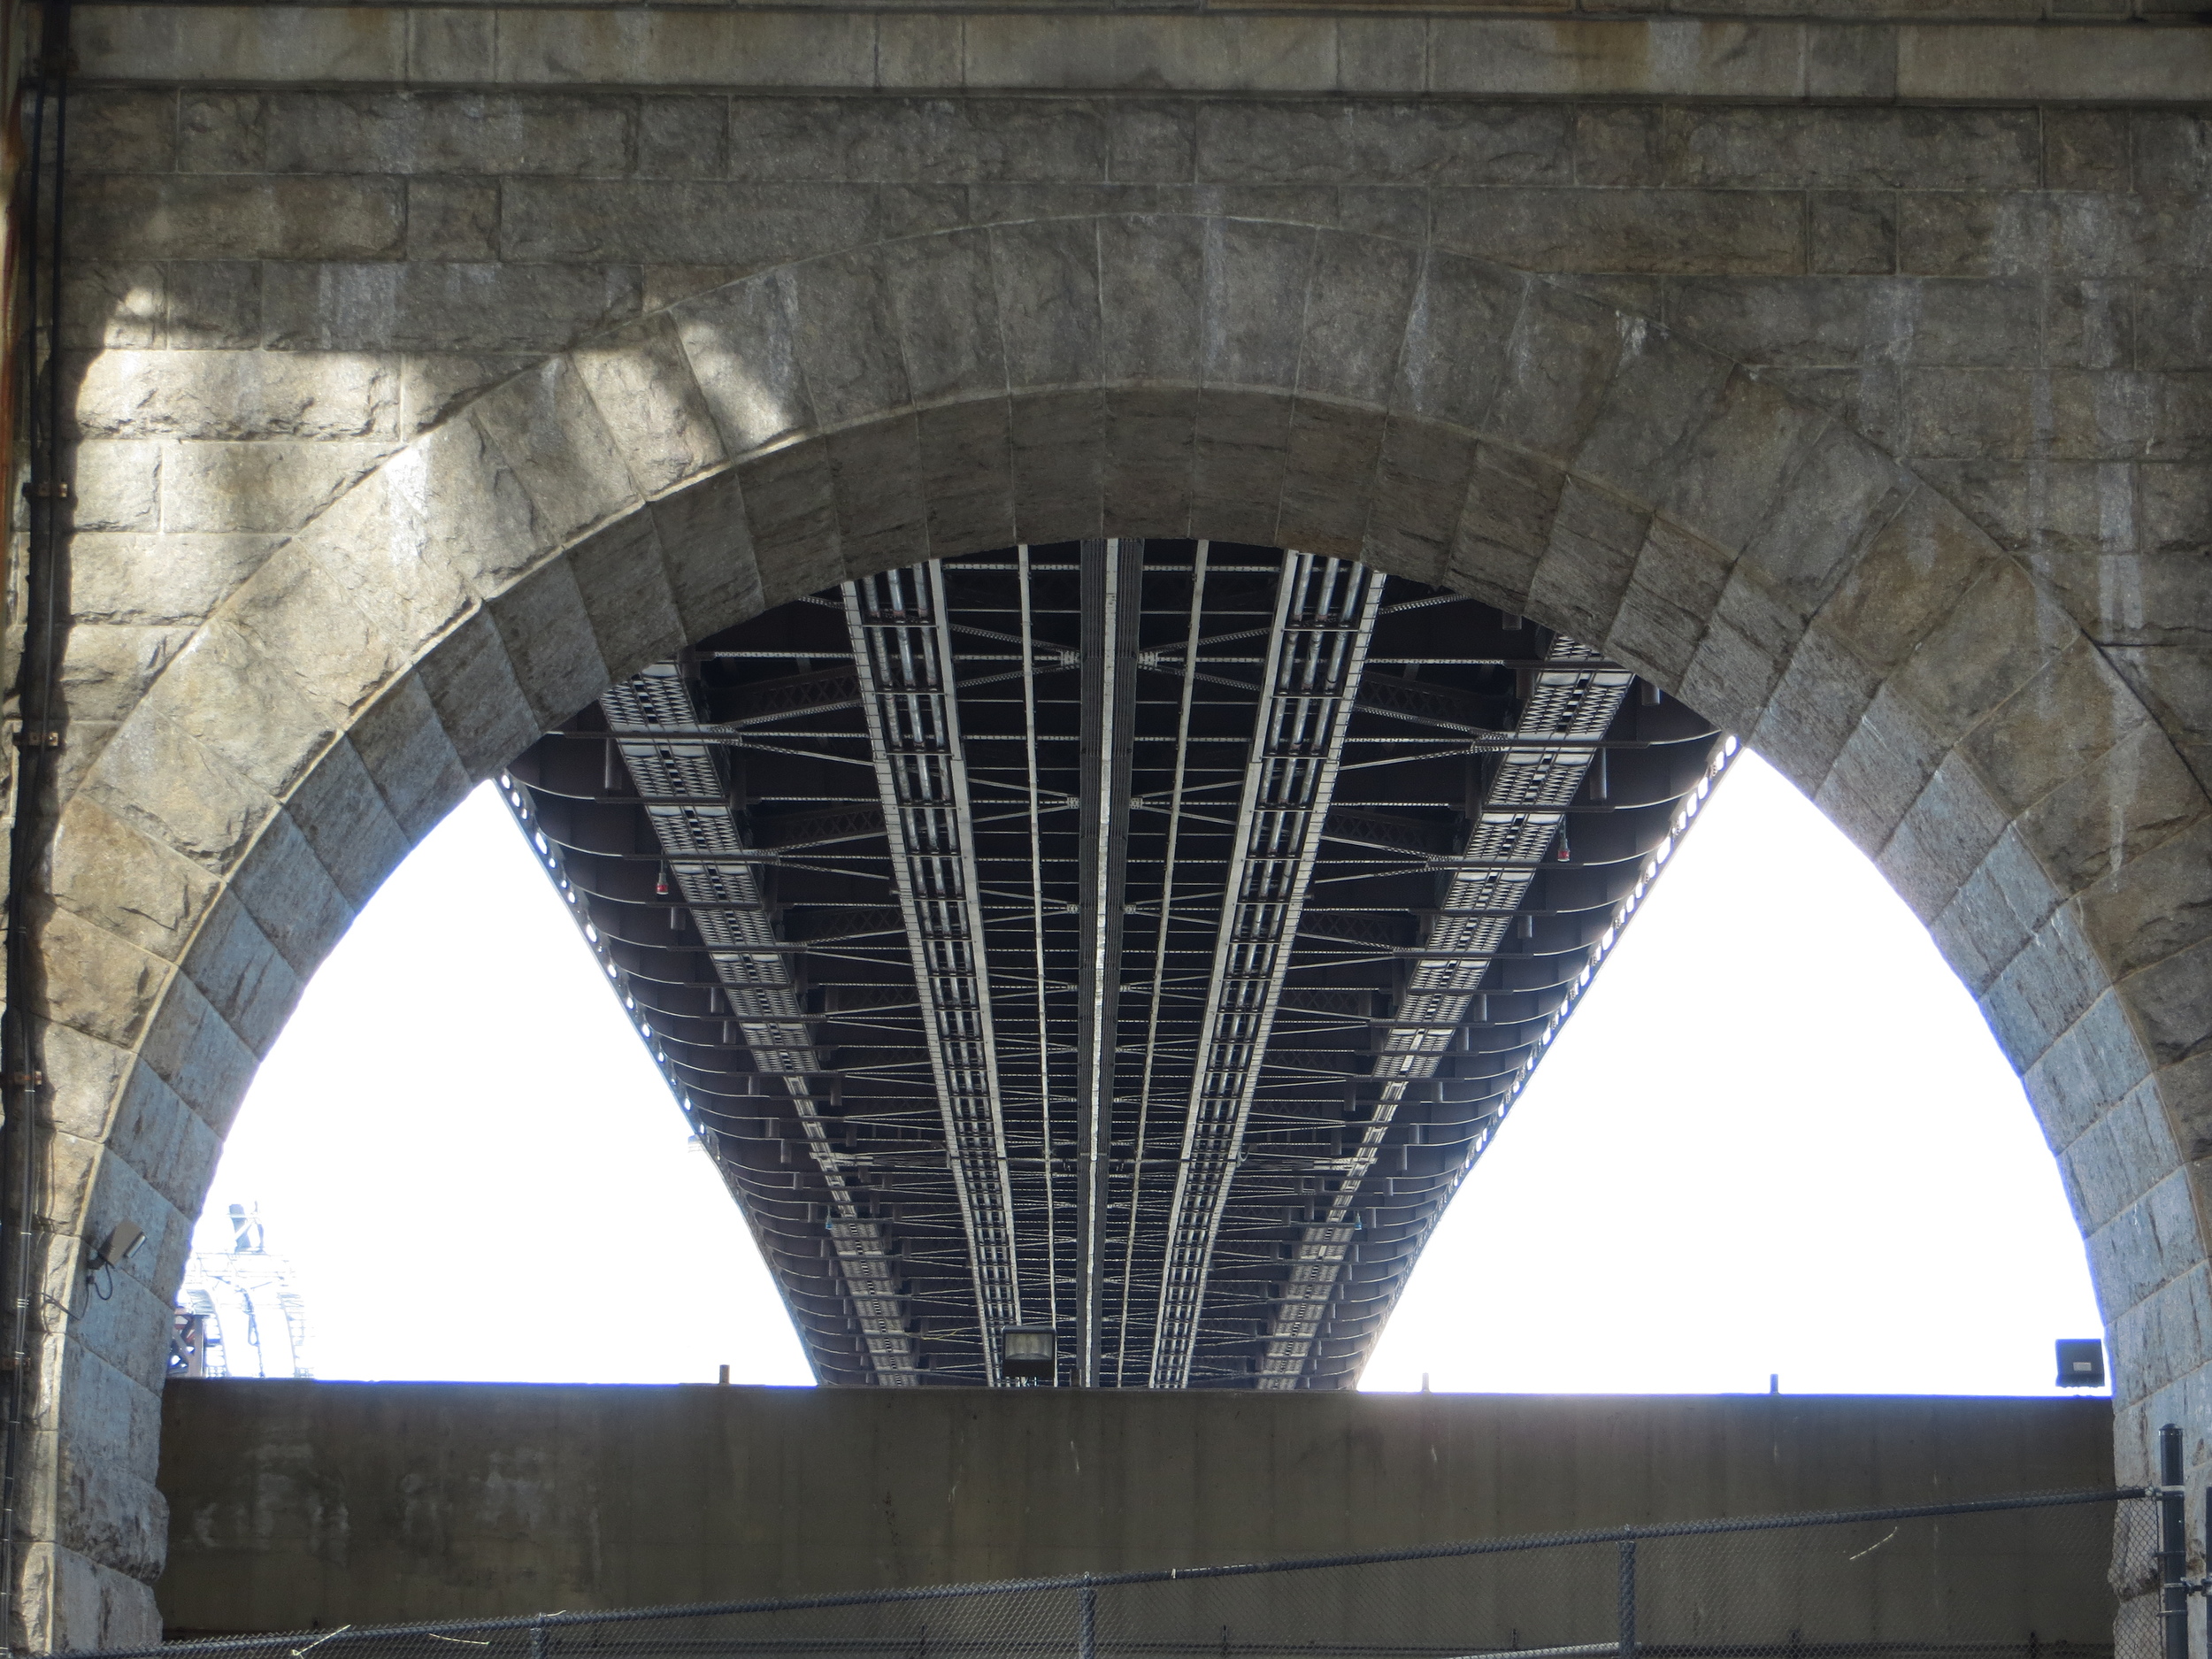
[196, 752, 2106, 1395]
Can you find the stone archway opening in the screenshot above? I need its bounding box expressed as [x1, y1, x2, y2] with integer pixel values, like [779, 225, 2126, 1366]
[28, 213, 2208, 1644]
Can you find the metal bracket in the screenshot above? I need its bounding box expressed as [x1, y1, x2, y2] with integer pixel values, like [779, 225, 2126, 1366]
[20, 481, 68, 502]
[13, 730, 58, 750]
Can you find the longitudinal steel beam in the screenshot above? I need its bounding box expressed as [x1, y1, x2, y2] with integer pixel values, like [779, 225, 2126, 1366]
[845, 565, 1025, 1380]
[1016, 548, 1059, 1342]
[1252, 635, 1633, 1389]
[603, 663, 921, 1386]
[1076, 538, 1142, 1387]
[1148, 551, 1386, 1389]
[1115, 541, 1210, 1386]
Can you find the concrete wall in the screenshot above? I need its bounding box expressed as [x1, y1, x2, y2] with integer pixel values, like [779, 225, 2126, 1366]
[151, 1384, 2118, 1637]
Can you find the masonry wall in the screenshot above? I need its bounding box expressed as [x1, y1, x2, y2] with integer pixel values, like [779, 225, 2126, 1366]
[18, 13, 2212, 1649]
[150, 1385, 2117, 1636]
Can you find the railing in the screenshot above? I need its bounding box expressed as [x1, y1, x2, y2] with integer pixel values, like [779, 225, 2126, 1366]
[86, 1486, 2153, 1659]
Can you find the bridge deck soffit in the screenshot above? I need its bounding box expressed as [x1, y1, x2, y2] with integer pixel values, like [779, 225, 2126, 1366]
[506, 541, 1729, 1389]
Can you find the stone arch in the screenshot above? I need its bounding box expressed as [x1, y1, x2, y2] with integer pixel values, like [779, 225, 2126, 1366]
[25, 214, 2203, 1646]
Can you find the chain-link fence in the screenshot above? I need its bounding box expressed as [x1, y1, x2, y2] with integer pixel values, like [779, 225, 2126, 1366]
[87, 1490, 2150, 1659]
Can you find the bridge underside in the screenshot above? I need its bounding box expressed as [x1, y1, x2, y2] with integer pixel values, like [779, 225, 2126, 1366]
[508, 542, 1726, 1389]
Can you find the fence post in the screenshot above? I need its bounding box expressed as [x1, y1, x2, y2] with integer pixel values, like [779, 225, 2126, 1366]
[2162, 1425, 2188, 1659]
[1079, 1575, 1097, 1659]
[1617, 1540, 1637, 1659]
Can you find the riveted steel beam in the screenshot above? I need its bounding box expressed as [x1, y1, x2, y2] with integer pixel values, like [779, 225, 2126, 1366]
[1252, 636, 1635, 1390]
[603, 663, 922, 1386]
[1114, 541, 1210, 1387]
[1149, 551, 1386, 1390]
[1075, 538, 1143, 1387]
[845, 564, 1025, 1380]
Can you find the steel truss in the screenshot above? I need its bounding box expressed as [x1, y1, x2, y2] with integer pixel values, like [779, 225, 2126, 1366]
[507, 543, 1729, 1389]
[1148, 553, 1385, 1389]
[1254, 639, 1627, 1387]
[844, 566, 1024, 1377]
[606, 664, 918, 1383]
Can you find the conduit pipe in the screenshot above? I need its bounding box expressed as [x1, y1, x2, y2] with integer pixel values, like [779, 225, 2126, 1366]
[1, 2, 67, 1636]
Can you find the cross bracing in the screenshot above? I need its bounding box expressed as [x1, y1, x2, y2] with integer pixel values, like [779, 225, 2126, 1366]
[506, 543, 1729, 1389]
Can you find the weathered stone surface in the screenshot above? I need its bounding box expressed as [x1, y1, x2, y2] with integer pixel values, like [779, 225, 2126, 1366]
[1526, 477, 1647, 645]
[68, 442, 160, 534]
[2066, 1083, 2180, 1234]
[1448, 443, 1562, 613]
[30, 905, 169, 1051]
[69, 351, 398, 443]
[1816, 488, 2000, 672]
[2026, 987, 2152, 1149]
[28, 43, 2212, 1654]
[407, 179, 500, 263]
[1663, 107, 2039, 191]
[2087, 1169, 2201, 1327]
[150, 616, 355, 802]
[572, 313, 726, 497]
[1609, 519, 1733, 694]
[1877, 751, 2010, 921]
[1983, 902, 2109, 1072]
[227, 809, 357, 977]
[1435, 188, 1802, 276]
[74, 175, 406, 263]
[263, 262, 644, 355]
[643, 468, 765, 643]
[45, 796, 219, 964]
[918, 399, 1018, 557]
[81, 708, 276, 874]
[70, 89, 178, 175]
[178, 893, 303, 1059]
[484, 558, 613, 728]
[160, 440, 396, 536]
[411, 612, 545, 780]
[2082, 817, 2212, 984]
[566, 513, 690, 681]
[2017, 722, 2209, 897]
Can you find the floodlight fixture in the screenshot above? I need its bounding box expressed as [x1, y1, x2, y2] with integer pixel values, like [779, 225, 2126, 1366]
[2055, 1338, 2105, 1388]
[1000, 1325, 1056, 1381]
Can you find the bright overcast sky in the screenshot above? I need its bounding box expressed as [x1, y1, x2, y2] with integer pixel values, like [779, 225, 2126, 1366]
[196, 751, 2105, 1395]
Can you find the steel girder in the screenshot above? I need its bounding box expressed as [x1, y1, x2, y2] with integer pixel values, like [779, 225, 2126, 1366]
[1074, 539, 1144, 1387]
[1252, 638, 1632, 1387]
[1148, 552, 1386, 1389]
[603, 664, 918, 1383]
[843, 565, 1025, 1377]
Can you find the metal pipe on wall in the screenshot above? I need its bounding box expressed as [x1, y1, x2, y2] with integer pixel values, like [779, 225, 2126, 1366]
[1, 4, 67, 1638]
